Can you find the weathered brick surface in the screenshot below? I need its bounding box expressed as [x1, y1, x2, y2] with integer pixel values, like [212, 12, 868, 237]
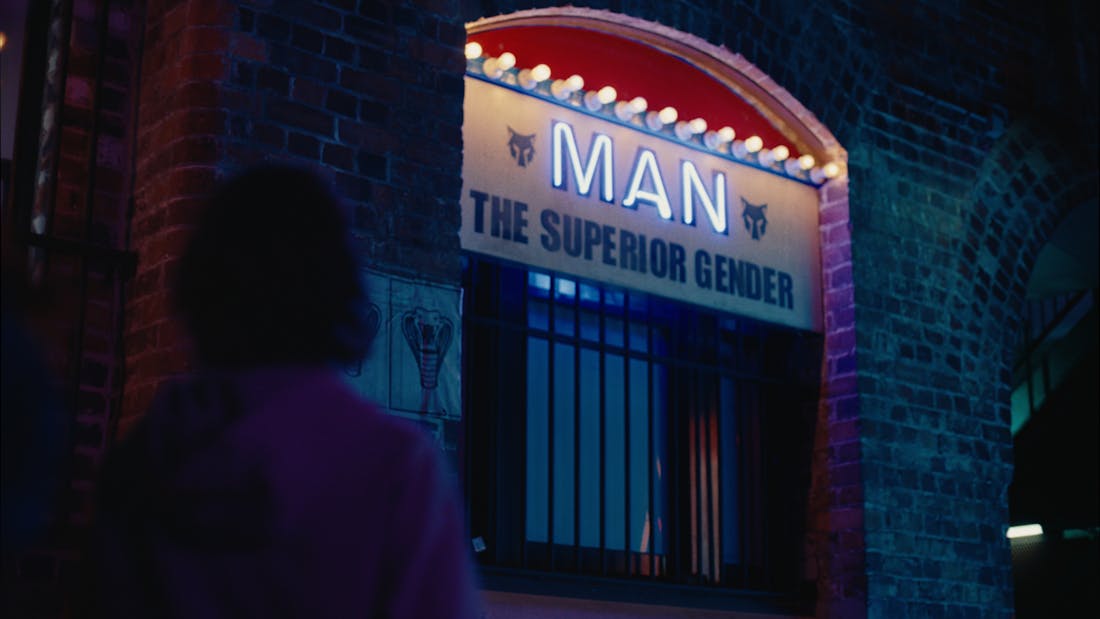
[10, 0, 1095, 617]
[122, 0, 235, 432]
[224, 0, 466, 283]
[122, 0, 470, 453]
[808, 179, 865, 618]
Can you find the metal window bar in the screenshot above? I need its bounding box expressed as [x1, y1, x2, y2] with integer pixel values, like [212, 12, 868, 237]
[546, 273, 556, 571]
[707, 368, 720, 581]
[573, 278, 581, 572]
[623, 312, 631, 575]
[461, 255, 820, 592]
[517, 265, 528, 569]
[647, 314, 656, 578]
[603, 286, 614, 575]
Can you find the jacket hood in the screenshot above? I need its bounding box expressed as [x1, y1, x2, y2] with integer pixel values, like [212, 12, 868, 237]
[100, 367, 333, 550]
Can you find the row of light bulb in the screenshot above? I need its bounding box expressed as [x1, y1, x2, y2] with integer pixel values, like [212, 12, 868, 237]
[465, 42, 842, 183]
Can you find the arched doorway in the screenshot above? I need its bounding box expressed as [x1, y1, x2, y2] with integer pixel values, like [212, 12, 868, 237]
[1009, 200, 1099, 616]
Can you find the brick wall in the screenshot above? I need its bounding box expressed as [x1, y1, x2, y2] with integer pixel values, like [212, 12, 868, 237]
[221, 0, 466, 283]
[122, 0, 468, 433]
[123, 0, 231, 433]
[119, 0, 1098, 617]
[7, 0, 1094, 617]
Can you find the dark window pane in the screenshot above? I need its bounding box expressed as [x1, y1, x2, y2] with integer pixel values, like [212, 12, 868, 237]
[529, 271, 551, 298]
[629, 358, 649, 553]
[529, 299, 549, 331]
[580, 349, 601, 548]
[553, 342, 575, 545]
[527, 337, 549, 542]
[604, 353, 625, 551]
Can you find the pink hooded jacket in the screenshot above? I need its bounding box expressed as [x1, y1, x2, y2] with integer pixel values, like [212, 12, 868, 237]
[91, 366, 480, 618]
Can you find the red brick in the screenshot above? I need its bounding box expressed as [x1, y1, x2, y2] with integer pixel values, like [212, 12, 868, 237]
[233, 32, 268, 61]
[177, 52, 230, 81]
[180, 26, 230, 56]
[186, 0, 236, 27]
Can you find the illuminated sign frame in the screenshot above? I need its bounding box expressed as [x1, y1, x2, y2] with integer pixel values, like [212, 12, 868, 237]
[462, 74, 824, 332]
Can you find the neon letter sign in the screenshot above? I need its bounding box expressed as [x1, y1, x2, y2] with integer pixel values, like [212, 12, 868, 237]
[621, 148, 672, 220]
[551, 121, 614, 202]
[681, 160, 727, 234]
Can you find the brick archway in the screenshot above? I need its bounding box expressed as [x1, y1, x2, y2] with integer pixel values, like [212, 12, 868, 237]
[464, 6, 864, 616]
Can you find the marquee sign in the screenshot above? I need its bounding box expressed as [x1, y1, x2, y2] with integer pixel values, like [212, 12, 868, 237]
[461, 76, 823, 332]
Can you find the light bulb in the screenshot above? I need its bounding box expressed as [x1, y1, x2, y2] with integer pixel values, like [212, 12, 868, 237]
[759, 145, 789, 167]
[498, 52, 516, 71]
[823, 162, 841, 178]
[585, 85, 619, 112]
[658, 106, 678, 125]
[531, 64, 551, 82]
[482, 57, 502, 78]
[717, 126, 735, 143]
[688, 118, 707, 134]
[798, 154, 815, 170]
[464, 42, 482, 59]
[629, 97, 647, 114]
[597, 86, 617, 105]
[744, 136, 763, 153]
[519, 64, 552, 90]
[551, 78, 582, 100]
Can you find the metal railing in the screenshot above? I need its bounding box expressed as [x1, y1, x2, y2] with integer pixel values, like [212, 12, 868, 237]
[461, 254, 821, 596]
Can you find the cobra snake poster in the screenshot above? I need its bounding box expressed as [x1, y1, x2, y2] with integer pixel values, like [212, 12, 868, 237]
[343, 271, 462, 427]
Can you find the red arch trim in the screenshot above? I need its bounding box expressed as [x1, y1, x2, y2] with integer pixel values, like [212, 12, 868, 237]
[469, 25, 800, 157]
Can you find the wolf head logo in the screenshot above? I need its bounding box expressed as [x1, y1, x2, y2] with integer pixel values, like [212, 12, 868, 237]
[507, 127, 536, 167]
[741, 198, 768, 240]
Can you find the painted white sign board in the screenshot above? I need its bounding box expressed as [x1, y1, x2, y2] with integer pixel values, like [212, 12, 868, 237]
[461, 76, 822, 333]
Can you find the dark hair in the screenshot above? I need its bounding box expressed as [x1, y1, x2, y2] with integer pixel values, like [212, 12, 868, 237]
[175, 164, 369, 367]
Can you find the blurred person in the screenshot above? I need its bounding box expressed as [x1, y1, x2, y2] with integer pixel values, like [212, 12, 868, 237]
[87, 165, 479, 618]
[1, 250, 67, 561]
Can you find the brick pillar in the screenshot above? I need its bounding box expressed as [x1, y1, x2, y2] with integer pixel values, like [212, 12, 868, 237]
[809, 177, 866, 618]
[122, 0, 239, 433]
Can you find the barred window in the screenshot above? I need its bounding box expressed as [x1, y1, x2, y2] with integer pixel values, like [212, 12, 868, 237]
[462, 254, 821, 596]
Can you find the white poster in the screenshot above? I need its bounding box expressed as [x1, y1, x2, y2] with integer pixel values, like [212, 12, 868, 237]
[343, 271, 462, 422]
[461, 76, 823, 332]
